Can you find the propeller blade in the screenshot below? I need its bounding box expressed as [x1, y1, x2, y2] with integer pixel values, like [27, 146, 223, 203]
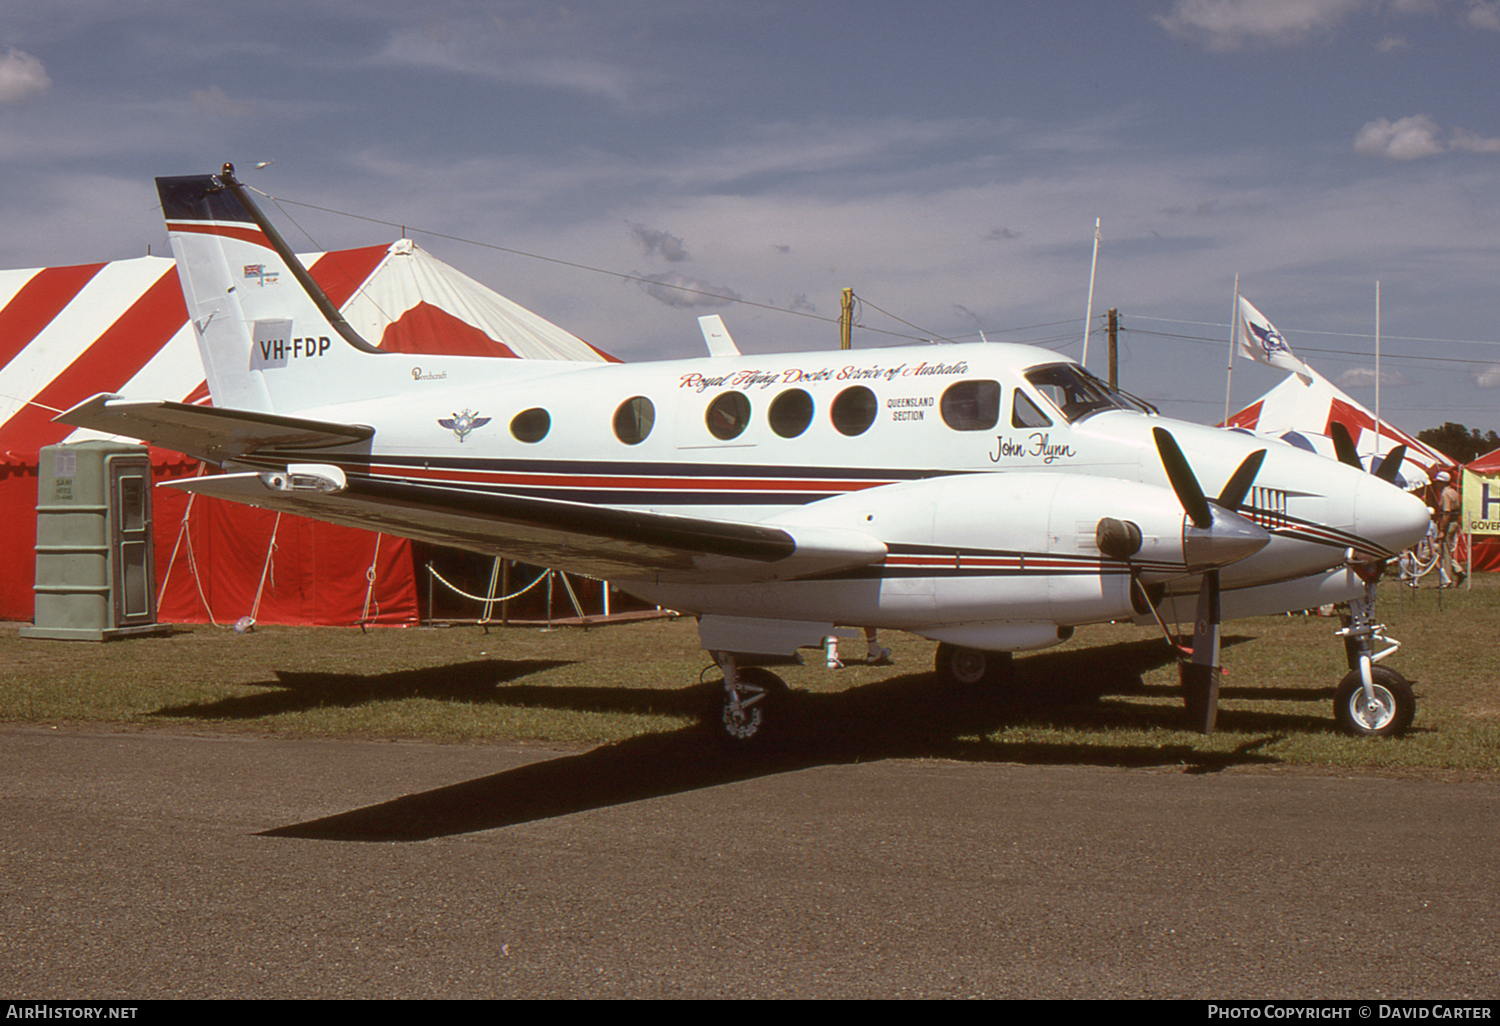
[1153, 428, 1212, 529]
[1374, 445, 1407, 485]
[1330, 421, 1362, 470]
[1216, 449, 1267, 510]
[1182, 568, 1223, 734]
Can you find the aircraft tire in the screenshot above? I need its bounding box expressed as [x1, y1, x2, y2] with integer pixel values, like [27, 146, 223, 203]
[1334, 666, 1415, 738]
[716, 666, 786, 744]
[934, 643, 1013, 687]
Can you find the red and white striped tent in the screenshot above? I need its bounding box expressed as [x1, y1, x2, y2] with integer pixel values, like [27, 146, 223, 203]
[0, 240, 615, 626]
[1222, 365, 1449, 490]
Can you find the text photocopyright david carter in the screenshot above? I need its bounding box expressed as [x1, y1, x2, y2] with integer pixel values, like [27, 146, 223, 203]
[1208, 1006, 1493, 1020]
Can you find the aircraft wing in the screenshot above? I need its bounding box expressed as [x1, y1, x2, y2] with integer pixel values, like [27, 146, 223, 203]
[57, 394, 374, 464]
[166, 470, 887, 584]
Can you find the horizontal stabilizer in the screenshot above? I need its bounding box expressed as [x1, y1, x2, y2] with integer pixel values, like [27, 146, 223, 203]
[165, 472, 887, 584]
[56, 394, 373, 463]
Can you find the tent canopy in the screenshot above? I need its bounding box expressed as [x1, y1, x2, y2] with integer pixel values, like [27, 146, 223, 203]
[1223, 365, 1450, 489]
[0, 240, 616, 624]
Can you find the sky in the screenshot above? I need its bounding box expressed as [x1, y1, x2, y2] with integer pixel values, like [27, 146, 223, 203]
[2, 0, 1499, 436]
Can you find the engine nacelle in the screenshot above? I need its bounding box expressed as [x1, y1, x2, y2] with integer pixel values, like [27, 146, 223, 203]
[757, 471, 1266, 631]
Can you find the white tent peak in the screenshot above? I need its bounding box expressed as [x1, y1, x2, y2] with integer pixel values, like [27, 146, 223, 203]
[1224, 363, 1448, 488]
[341, 240, 615, 363]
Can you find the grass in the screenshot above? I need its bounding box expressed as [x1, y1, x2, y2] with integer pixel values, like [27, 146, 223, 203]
[1, 573, 1497, 775]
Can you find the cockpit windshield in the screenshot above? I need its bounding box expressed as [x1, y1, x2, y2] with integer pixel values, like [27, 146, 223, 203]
[1022, 363, 1152, 423]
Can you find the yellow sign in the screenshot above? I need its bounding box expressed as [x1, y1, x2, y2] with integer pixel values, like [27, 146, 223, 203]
[1463, 470, 1500, 535]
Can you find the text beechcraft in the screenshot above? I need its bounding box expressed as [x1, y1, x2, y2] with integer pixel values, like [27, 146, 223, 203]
[60, 165, 1432, 741]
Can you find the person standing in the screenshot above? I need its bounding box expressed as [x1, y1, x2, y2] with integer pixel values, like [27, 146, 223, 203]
[1435, 470, 1463, 587]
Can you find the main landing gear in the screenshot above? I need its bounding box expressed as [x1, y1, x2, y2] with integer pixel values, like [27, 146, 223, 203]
[1333, 575, 1415, 737]
[710, 651, 787, 744]
[933, 643, 1013, 687]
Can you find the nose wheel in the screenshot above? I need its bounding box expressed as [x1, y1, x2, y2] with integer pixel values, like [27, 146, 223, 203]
[1333, 580, 1415, 738]
[1335, 666, 1415, 738]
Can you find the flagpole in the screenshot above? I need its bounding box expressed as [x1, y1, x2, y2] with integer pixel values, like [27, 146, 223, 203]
[1223, 274, 1240, 426]
[1375, 281, 1382, 459]
[1081, 218, 1100, 369]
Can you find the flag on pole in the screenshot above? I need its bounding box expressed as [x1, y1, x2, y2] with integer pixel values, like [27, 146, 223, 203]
[1237, 297, 1310, 379]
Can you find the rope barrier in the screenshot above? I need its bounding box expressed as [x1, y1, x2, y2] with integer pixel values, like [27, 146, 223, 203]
[426, 563, 551, 605]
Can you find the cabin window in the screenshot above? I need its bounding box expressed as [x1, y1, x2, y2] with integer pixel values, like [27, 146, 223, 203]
[705, 391, 752, 441]
[1012, 390, 1052, 429]
[830, 385, 878, 437]
[613, 396, 655, 445]
[940, 380, 1001, 431]
[768, 389, 814, 438]
[510, 407, 551, 443]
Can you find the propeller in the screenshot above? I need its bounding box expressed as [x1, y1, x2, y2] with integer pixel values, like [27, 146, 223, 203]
[1374, 444, 1407, 485]
[1330, 421, 1362, 470]
[1150, 428, 1270, 733]
[1331, 422, 1408, 487]
[1153, 427, 1212, 529]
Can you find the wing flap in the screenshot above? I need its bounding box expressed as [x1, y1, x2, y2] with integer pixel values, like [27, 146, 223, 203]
[56, 393, 373, 463]
[166, 471, 887, 584]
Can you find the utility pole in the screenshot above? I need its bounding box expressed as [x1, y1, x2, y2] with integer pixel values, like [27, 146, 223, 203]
[839, 288, 854, 350]
[1107, 308, 1119, 390]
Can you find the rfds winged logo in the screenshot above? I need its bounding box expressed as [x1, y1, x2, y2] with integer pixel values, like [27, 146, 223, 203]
[1249, 320, 1290, 357]
[438, 408, 491, 443]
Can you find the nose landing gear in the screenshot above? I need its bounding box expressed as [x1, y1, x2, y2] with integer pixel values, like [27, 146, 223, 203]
[1334, 575, 1415, 737]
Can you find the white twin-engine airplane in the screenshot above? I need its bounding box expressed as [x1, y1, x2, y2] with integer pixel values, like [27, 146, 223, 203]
[62, 165, 1431, 741]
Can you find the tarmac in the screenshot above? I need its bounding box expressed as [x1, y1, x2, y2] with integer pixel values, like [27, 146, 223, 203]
[2, 723, 1497, 999]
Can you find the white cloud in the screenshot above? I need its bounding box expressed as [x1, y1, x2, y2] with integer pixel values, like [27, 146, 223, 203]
[1467, 1, 1500, 31]
[1355, 115, 1500, 159]
[1155, 0, 1365, 50]
[1451, 128, 1500, 154]
[1477, 365, 1500, 388]
[1354, 115, 1447, 159]
[1337, 367, 1409, 388]
[633, 272, 742, 309]
[0, 48, 50, 104]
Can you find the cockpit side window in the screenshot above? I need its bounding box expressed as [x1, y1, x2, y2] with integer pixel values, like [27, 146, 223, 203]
[1011, 390, 1052, 429]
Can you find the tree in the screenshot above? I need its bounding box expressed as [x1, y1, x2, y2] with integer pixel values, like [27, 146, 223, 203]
[1417, 422, 1500, 465]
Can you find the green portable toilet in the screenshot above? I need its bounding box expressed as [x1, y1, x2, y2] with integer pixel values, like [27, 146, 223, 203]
[21, 442, 167, 641]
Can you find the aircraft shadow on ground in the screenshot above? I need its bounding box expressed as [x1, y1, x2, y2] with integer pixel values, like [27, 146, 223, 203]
[152, 659, 574, 720]
[258, 635, 1337, 843]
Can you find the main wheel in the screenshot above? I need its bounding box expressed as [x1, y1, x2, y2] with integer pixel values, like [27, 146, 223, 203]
[934, 643, 1013, 687]
[1334, 666, 1415, 738]
[718, 666, 786, 744]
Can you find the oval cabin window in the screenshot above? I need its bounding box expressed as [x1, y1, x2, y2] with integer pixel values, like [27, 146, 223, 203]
[705, 391, 752, 441]
[768, 389, 814, 439]
[613, 396, 656, 445]
[830, 386, 878, 437]
[510, 407, 551, 443]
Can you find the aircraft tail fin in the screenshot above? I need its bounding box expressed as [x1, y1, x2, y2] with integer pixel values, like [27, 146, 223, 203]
[157, 165, 389, 415]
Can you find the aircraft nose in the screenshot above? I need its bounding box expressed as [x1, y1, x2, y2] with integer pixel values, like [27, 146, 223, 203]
[1354, 476, 1431, 559]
